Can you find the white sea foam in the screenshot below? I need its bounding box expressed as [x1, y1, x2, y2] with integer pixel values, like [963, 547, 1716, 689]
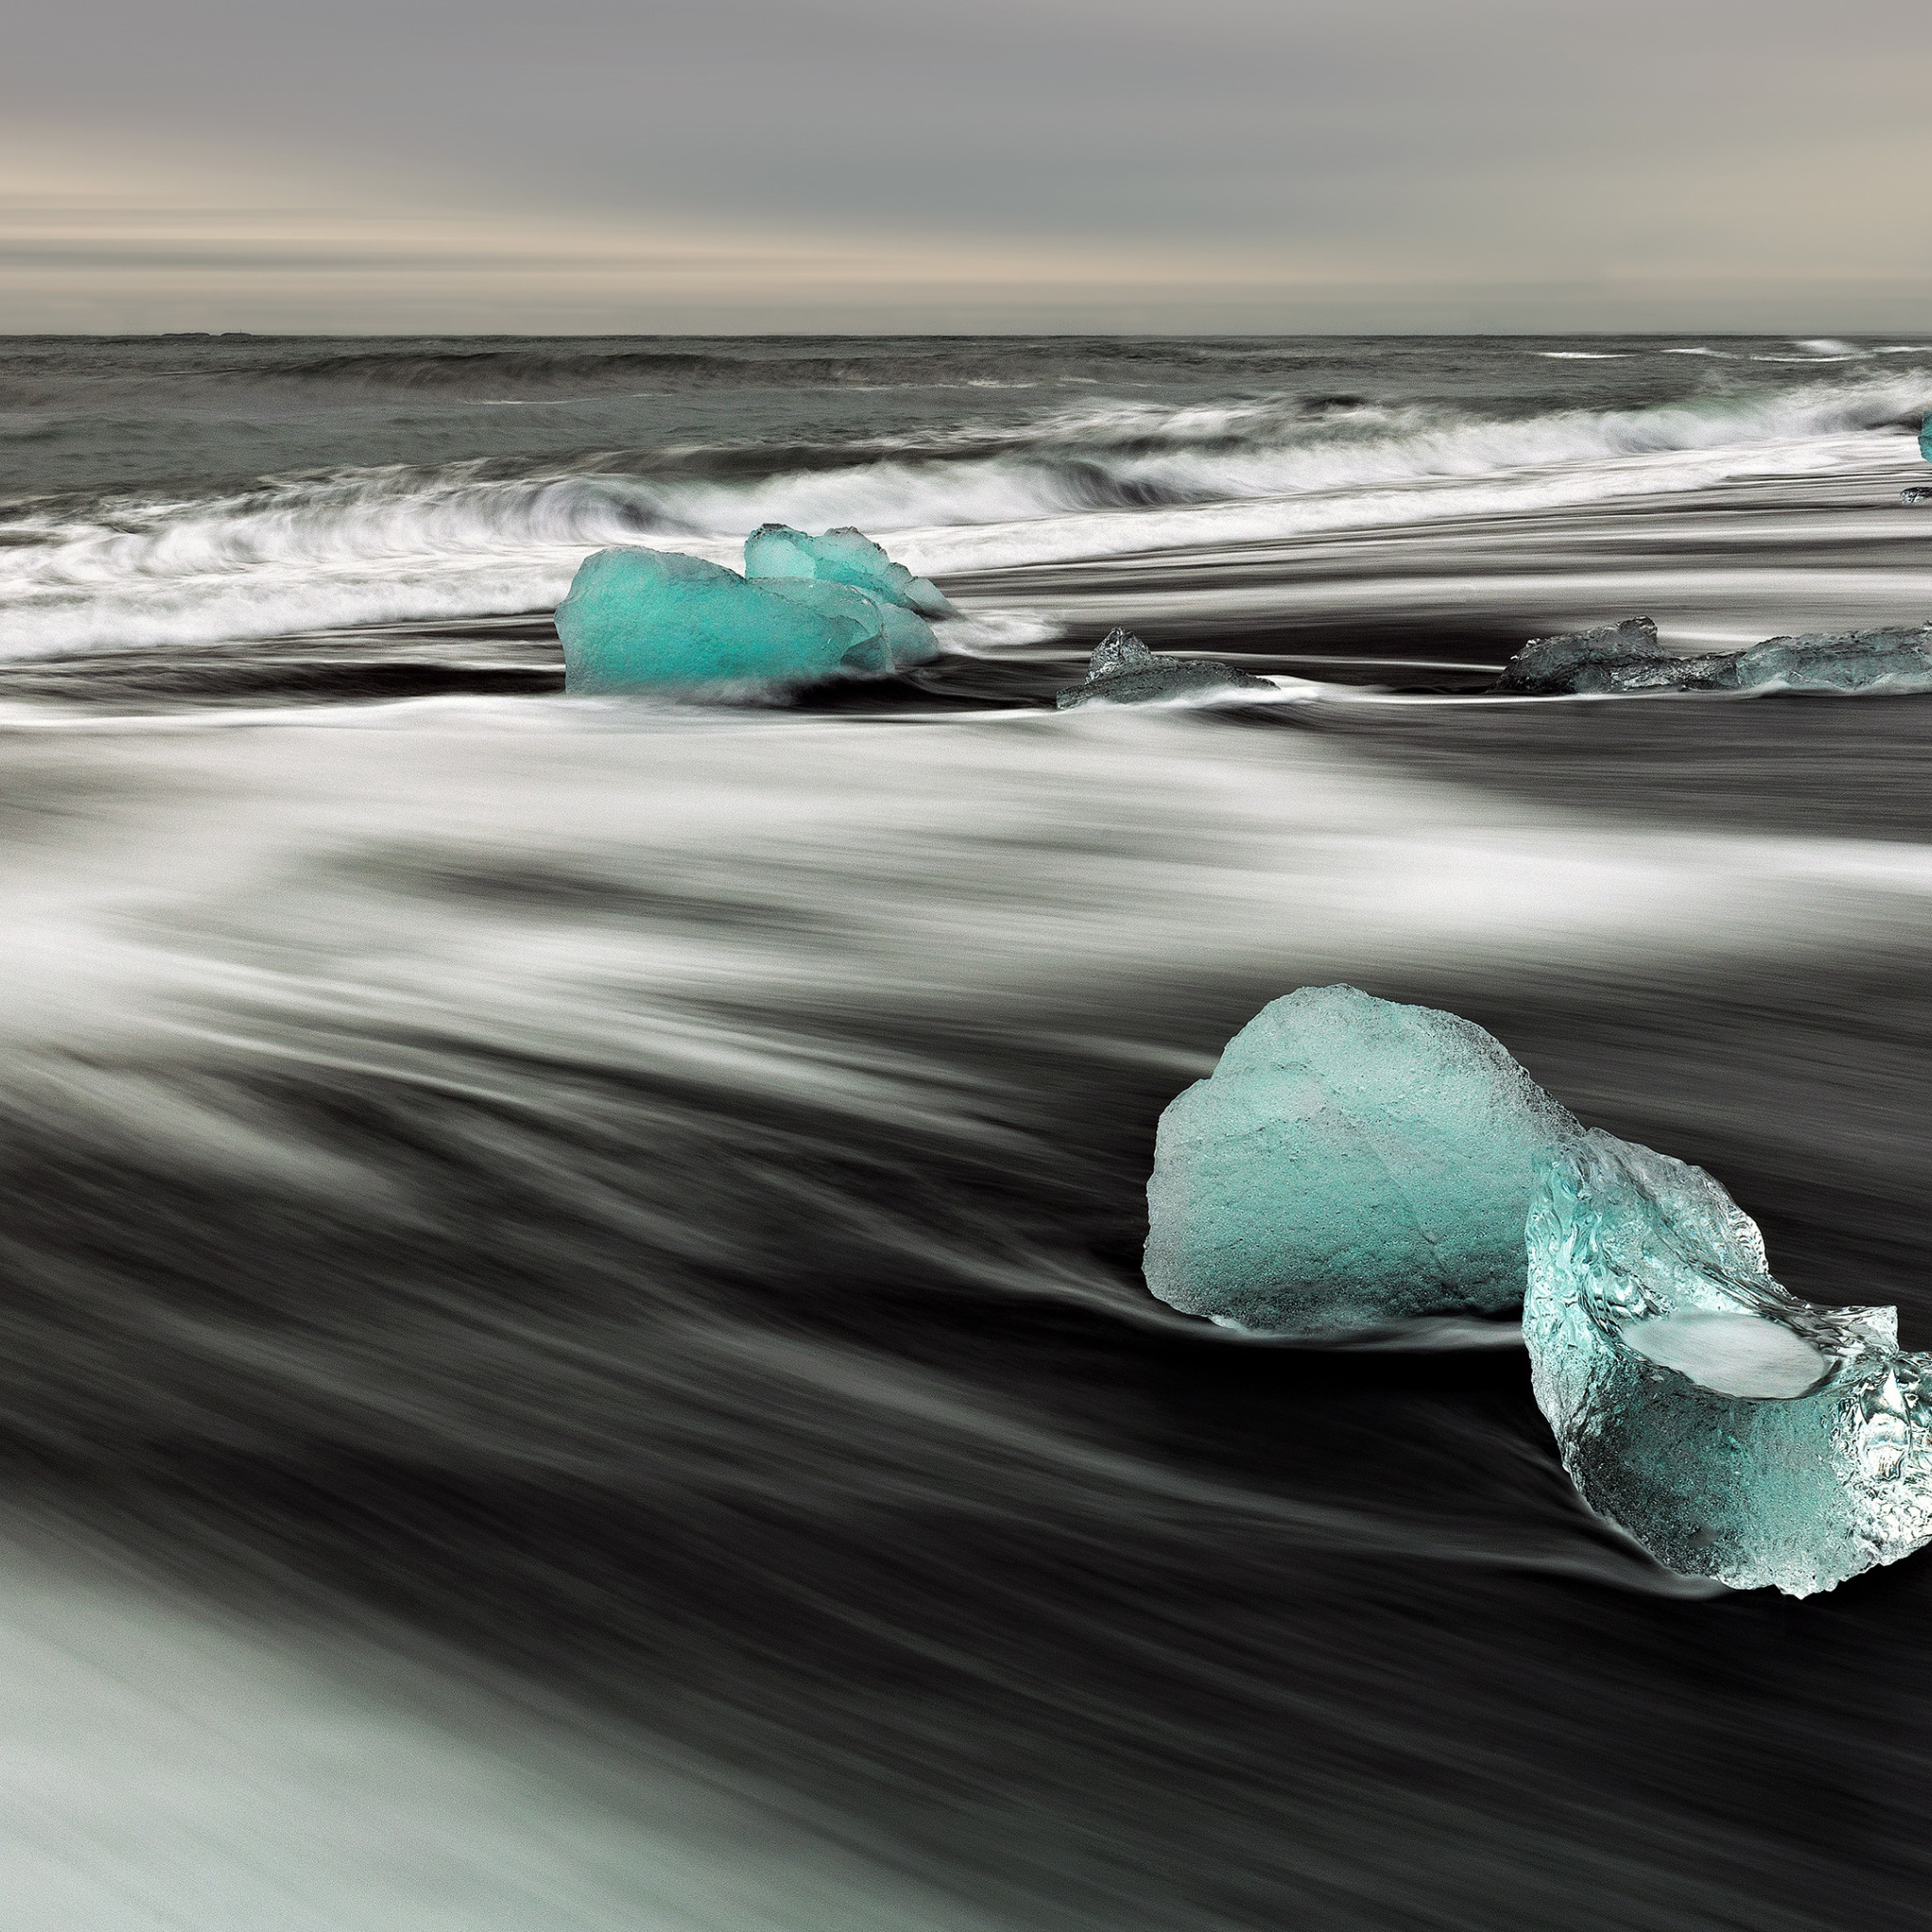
[0, 373, 1926, 656]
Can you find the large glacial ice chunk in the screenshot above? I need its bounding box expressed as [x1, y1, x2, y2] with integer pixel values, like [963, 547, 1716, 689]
[1144, 985, 1581, 1335]
[1524, 1130, 1932, 1596]
[744, 524, 957, 620]
[556, 546, 937, 694]
[1492, 616, 1932, 697]
[1057, 628, 1274, 708]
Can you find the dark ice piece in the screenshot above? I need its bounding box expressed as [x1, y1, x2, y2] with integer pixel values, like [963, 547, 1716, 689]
[1491, 618, 1734, 695]
[1903, 488, 1932, 507]
[1493, 616, 1932, 697]
[1730, 625, 1932, 693]
[1089, 627, 1157, 679]
[1055, 628, 1274, 708]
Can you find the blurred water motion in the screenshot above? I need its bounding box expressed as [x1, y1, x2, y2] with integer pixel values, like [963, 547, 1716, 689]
[2, 336, 1931, 1928]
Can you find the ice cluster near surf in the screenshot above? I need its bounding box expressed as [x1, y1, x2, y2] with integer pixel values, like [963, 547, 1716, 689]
[1525, 1131, 1932, 1597]
[1143, 987, 1580, 1336]
[1145, 987, 1932, 1593]
[1056, 629, 1274, 708]
[556, 526, 943, 693]
[1493, 617, 1932, 697]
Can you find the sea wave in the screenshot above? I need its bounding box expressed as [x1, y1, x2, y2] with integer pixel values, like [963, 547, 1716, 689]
[0, 373, 1926, 656]
[237, 345, 951, 391]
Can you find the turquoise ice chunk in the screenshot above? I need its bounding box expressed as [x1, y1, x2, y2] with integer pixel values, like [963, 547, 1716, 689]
[1921, 412, 1931, 461]
[555, 547, 936, 694]
[1143, 985, 1581, 1335]
[744, 524, 958, 620]
[1524, 1130, 1932, 1595]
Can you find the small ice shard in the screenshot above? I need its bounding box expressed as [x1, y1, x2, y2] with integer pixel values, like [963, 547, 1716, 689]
[1491, 617, 1727, 695]
[1144, 985, 1581, 1335]
[1903, 487, 1932, 507]
[744, 524, 957, 620]
[556, 545, 938, 694]
[1492, 616, 1932, 697]
[1524, 1130, 1932, 1596]
[1056, 628, 1274, 708]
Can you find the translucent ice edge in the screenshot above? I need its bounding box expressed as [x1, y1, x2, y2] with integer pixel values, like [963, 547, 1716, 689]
[1206, 1311, 1527, 1351]
[1524, 1130, 1932, 1596]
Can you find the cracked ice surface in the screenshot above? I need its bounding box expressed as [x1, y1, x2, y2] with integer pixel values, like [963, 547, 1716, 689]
[1524, 1130, 1932, 1596]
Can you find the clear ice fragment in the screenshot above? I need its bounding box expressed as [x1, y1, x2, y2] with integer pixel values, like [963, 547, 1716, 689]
[1144, 985, 1580, 1335]
[1524, 1130, 1932, 1595]
[1492, 616, 1932, 697]
[1057, 628, 1273, 708]
[1902, 487, 1932, 507]
[556, 545, 938, 694]
[743, 524, 957, 620]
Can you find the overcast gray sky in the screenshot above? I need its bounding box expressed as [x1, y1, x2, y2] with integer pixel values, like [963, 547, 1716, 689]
[4, 0, 1927, 331]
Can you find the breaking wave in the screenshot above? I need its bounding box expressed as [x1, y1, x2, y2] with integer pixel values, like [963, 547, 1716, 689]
[1, 372, 1927, 656]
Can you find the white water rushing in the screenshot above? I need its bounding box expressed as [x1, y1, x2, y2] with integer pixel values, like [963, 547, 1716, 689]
[1, 374, 1926, 657]
[8, 703, 1932, 1160]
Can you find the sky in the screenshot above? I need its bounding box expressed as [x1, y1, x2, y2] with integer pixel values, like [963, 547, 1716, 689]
[4, 0, 1928, 334]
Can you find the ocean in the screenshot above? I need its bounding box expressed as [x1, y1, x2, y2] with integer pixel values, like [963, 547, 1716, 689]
[3, 332, 1931, 1930]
